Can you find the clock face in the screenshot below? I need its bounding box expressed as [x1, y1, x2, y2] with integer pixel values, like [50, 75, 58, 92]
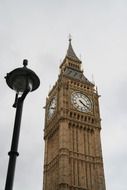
[71, 92, 92, 112]
[47, 96, 57, 119]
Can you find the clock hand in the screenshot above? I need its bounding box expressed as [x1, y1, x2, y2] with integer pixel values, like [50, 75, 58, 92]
[79, 100, 89, 109]
[50, 107, 55, 109]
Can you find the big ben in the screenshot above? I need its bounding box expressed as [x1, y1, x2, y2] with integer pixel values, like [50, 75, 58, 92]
[43, 38, 106, 190]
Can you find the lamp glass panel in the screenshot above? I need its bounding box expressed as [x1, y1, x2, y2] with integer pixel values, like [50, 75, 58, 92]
[12, 76, 33, 93]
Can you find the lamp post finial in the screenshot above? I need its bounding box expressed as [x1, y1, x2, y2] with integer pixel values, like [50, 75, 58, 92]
[23, 59, 28, 67]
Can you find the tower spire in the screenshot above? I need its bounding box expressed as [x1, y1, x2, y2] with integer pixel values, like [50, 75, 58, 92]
[66, 37, 81, 63]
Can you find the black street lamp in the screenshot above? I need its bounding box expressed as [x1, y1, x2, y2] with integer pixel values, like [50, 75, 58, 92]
[4, 59, 40, 190]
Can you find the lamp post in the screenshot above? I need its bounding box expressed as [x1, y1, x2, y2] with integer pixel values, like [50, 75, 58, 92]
[4, 59, 40, 190]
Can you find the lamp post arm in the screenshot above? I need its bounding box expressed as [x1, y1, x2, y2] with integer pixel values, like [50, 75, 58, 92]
[20, 88, 30, 102]
[13, 89, 30, 108]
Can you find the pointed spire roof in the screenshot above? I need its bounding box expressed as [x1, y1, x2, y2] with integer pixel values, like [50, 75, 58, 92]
[66, 38, 81, 63]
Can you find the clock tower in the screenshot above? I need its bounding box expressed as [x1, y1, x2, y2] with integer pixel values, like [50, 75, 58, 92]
[43, 39, 106, 190]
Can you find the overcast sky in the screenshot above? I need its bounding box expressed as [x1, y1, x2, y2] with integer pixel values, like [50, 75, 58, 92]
[0, 0, 127, 190]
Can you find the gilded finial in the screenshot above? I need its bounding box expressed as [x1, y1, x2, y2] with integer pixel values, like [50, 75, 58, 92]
[68, 33, 72, 42]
